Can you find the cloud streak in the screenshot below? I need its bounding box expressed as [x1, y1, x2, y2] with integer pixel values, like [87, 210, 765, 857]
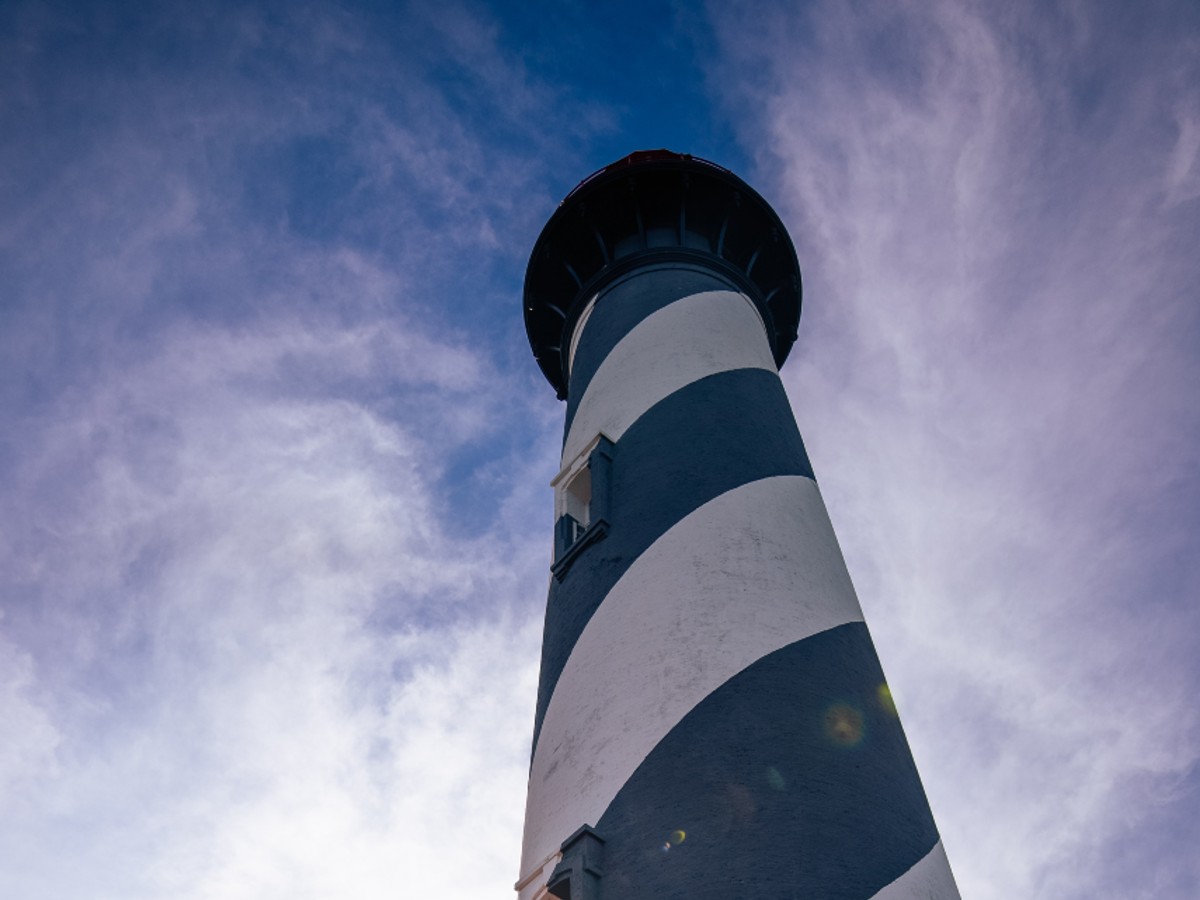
[0, 301, 552, 896]
[0, 2, 568, 895]
[3, 0, 1197, 895]
[708, 0, 1200, 896]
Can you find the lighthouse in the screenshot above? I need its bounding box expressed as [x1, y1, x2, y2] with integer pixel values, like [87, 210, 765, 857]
[517, 151, 958, 900]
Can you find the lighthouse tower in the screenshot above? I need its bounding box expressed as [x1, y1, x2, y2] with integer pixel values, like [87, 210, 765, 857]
[517, 151, 958, 900]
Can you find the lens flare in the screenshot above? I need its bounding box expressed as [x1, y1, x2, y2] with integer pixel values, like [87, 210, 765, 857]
[766, 766, 786, 791]
[877, 682, 897, 716]
[662, 829, 686, 852]
[823, 703, 865, 746]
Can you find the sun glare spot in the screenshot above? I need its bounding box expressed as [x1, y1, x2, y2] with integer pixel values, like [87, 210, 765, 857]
[766, 766, 786, 791]
[877, 682, 897, 716]
[824, 703, 865, 747]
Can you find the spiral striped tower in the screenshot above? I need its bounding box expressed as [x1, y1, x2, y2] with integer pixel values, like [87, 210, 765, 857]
[517, 151, 958, 900]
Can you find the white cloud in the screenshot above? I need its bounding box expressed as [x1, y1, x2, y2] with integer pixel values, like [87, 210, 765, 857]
[0, 632, 61, 796]
[0, 4, 578, 894]
[13, 0, 1196, 896]
[707, 0, 1200, 896]
[0, 307, 551, 898]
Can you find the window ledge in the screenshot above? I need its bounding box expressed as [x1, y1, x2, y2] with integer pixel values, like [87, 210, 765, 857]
[551, 519, 609, 582]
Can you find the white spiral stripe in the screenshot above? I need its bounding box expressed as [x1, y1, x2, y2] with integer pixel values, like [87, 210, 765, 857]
[520, 475, 864, 877]
[562, 289, 775, 465]
[870, 840, 961, 899]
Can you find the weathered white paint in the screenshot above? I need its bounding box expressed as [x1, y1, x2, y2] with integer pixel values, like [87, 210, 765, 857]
[870, 841, 960, 900]
[562, 289, 775, 465]
[566, 293, 598, 377]
[519, 475, 865, 877]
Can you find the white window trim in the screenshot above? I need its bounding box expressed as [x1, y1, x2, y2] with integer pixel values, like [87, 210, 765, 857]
[551, 431, 608, 520]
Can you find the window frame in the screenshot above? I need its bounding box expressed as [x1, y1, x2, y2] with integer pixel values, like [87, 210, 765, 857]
[550, 433, 614, 580]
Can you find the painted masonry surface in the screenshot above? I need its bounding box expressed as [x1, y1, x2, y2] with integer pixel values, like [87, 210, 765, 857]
[517, 151, 960, 900]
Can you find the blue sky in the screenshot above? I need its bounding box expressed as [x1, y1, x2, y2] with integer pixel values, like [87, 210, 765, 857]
[2, 0, 1198, 897]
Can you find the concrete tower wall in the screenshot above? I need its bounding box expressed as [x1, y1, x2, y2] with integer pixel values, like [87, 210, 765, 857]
[517, 261, 958, 899]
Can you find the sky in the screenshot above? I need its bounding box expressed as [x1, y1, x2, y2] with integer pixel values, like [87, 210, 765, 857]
[1, 0, 1198, 897]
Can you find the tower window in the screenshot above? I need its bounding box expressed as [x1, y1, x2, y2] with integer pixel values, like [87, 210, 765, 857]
[551, 434, 614, 579]
[562, 466, 591, 537]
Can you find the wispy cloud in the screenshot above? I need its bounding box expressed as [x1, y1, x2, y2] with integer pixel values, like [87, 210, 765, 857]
[0, 1, 569, 895]
[5, 0, 1197, 895]
[707, 0, 1200, 895]
[0, 296, 554, 895]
